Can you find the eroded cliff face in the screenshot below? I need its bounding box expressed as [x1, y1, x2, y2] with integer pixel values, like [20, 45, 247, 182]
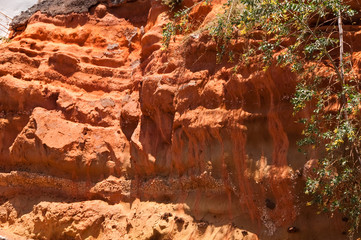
[1, 0, 361, 239]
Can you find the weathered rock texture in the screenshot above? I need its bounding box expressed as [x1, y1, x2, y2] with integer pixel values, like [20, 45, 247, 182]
[0, 0, 361, 239]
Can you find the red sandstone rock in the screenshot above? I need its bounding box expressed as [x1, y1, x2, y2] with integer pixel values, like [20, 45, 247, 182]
[0, 0, 360, 239]
[9, 107, 130, 181]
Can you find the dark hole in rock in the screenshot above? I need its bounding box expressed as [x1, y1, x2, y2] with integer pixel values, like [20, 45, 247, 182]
[265, 198, 276, 210]
[287, 226, 299, 233]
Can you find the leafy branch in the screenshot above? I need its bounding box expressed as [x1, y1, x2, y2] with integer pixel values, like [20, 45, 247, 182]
[162, 0, 361, 237]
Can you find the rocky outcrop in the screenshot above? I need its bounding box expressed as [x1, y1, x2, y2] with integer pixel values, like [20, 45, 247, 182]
[0, 0, 360, 239]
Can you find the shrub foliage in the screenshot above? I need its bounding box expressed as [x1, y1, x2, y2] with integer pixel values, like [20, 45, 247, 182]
[162, 0, 361, 237]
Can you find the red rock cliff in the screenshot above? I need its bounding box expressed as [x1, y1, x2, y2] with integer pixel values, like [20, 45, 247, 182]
[0, 0, 361, 239]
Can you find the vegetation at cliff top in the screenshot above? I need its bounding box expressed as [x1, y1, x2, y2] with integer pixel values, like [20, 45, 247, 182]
[163, 0, 361, 238]
[0, 37, 10, 43]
